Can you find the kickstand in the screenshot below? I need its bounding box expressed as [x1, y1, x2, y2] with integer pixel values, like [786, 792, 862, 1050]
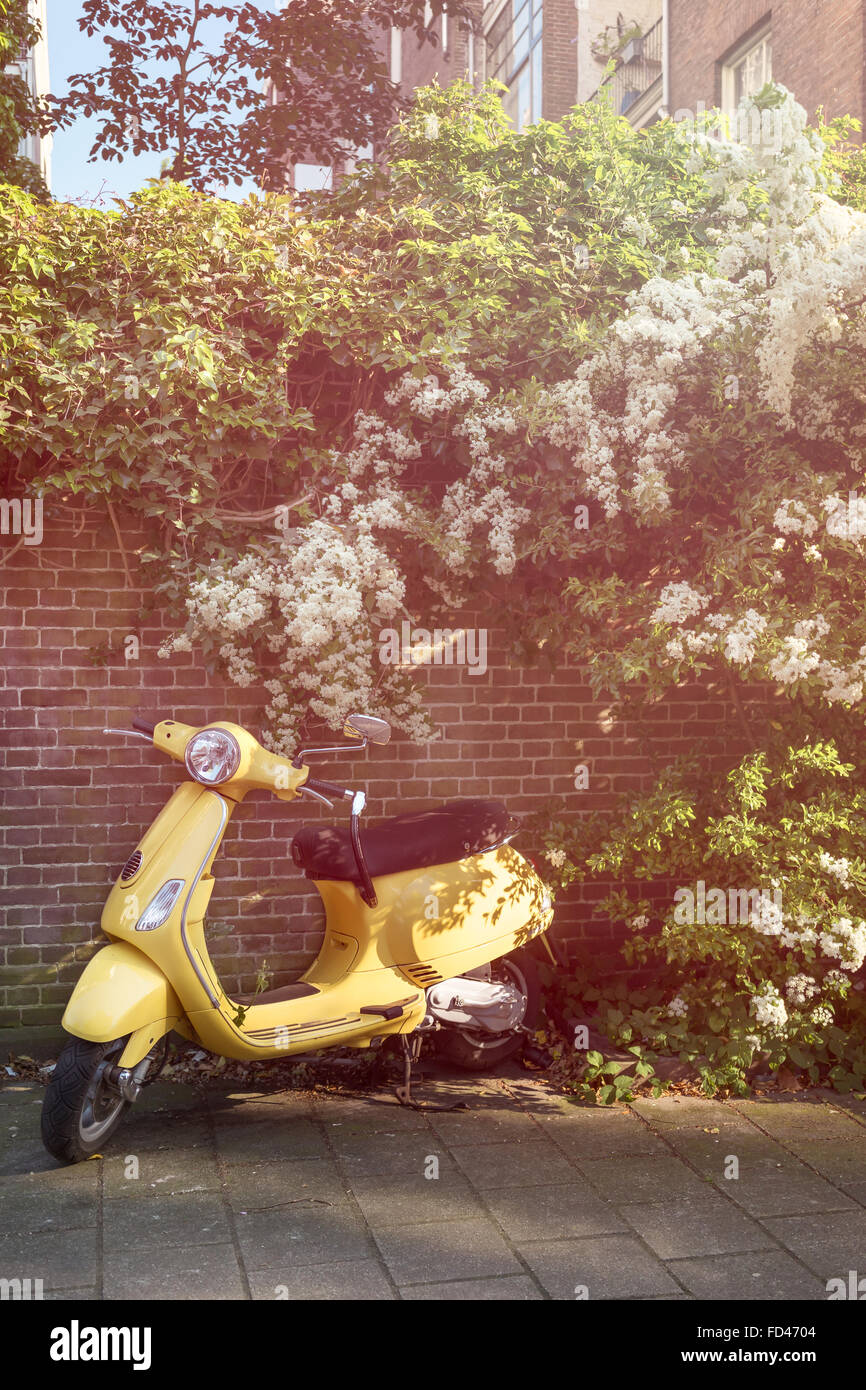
[395, 1035, 469, 1113]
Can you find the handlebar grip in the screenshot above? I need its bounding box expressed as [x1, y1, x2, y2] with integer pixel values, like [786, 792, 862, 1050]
[304, 775, 350, 800]
[131, 717, 156, 737]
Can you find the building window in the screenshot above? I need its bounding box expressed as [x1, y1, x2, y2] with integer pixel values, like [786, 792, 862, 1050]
[486, 0, 543, 131]
[721, 24, 772, 111]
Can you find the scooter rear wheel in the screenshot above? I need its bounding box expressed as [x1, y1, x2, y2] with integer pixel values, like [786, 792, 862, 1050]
[439, 951, 540, 1073]
[41, 1036, 129, 1164]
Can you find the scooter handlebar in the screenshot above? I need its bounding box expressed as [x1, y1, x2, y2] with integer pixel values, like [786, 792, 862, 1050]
[303, 775, 353, 801]
[131, 717, 156, 737]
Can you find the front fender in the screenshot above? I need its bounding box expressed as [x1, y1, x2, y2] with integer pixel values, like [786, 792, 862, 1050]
[62, 942, 184, 1050]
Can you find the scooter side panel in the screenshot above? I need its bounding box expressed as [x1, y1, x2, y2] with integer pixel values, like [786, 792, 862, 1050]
[185, 965, 425, 1060]
[61, 941, 184, 1044]
[313, 846, 552, 981]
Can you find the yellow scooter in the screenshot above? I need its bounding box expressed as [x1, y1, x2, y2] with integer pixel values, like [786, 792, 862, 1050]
[42, 712, 554, 1162]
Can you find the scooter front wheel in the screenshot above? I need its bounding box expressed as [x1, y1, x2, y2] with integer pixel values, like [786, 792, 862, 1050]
[41, 1036, 130, 1164]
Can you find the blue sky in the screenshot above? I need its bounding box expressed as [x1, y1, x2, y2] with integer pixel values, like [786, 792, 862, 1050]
[45, 1, 260, 204]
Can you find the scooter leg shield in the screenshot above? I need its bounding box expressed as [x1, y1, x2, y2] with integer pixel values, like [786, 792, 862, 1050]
[61, 941, 185, 1059]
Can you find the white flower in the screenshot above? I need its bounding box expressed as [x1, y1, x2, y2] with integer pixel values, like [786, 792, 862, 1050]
[768, 636, 820, 684]
[818, 852, 853, 888]
[667, 996, 688, 1018]
[819, 917, 866, 971]
[750, 896, 785, 936]
[651, 582, 710, 626]
[785, 973, 819, 1006]
[750, 986, 788, 1035]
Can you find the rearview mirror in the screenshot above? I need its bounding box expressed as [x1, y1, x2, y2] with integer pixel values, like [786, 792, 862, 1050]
[343, 713, 392, 745]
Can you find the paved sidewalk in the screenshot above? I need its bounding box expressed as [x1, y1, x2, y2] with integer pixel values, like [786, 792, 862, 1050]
[2, 1069, 865, 1300]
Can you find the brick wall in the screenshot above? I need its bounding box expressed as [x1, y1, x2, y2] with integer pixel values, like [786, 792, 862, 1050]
[398, 5, 481, 92]
[538, 0, 578, 121]
[669, 0, 866, 126]
[0, 500, 763, 1030]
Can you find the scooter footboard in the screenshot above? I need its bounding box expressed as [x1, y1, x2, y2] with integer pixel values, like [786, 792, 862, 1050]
[62, 941, 186, 1064]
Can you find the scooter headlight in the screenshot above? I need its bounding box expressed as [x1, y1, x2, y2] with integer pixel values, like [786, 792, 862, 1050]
[184, 729, 241, 785]
[135, 879, 185, 932]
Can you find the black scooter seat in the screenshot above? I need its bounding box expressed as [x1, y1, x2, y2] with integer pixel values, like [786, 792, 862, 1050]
[291, 798, 512, 883]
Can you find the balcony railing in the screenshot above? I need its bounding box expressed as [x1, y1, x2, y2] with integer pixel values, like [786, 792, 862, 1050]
[593, 16, 664, 122]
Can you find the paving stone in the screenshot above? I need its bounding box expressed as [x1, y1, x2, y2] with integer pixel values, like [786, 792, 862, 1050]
[248, 1259, 395, 1301]
[102, 1146, 222, 1198]
[102, 1192, 232, 1253]
[782, 1141, 866, 1189]
[501, 1081, 588, 1116]
[212, 1117, 330, 1163]
[660, 1128, 791, 1170]
[713, 1158, 856, 1218]
[0, 1114, 57, 1177]
[670, 1249, 828, 1301]
[349, 1170, 485, 1227]
[0, 1226, 98, 1291]
[518, 1233, 683, 1300]
[0, 1173, 98, 1234]
[534, 1107, 671, 1159]
[5, 1159, 99, 1194]
[132, 1083, 204, 1116]
[313, 1097, 432, 1134]
[235, 1201, 375, 1271]
[426, 1105, 542, 1147]
[104, 1242, 246, 1299]
[450, 1136, 581, 1189]
[640, 1293, 696, 1300]
[631, 1096, 756, 1132]
[401, 1275, 542, 1300]
[43, 1286, 98, 1301]
[577, 1155, 711, 1205]
[762, 1209, 866, 1282]
[620, 1194, 777, 1260]
[483, 1182, 626, 1243]
[113, 1111, 212, 1153]
[329, 1132, 455, 1178]
[728, 1099, 865, 1174]
[0, 1085, 42, 1103]
[205, 1090, 318, 1126]
[374, 1217, 521, 1286]
[224, 1158, 348, 1209]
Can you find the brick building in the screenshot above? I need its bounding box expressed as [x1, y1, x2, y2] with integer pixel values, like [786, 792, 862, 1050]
[285, 1, 865, 192]
[667, 1, 865, 129]
[377, 1, 866, 159]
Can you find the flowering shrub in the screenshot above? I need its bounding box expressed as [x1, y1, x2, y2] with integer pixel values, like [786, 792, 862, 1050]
[540, 736, 866, 1094]
[0, 81, 727, 746]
